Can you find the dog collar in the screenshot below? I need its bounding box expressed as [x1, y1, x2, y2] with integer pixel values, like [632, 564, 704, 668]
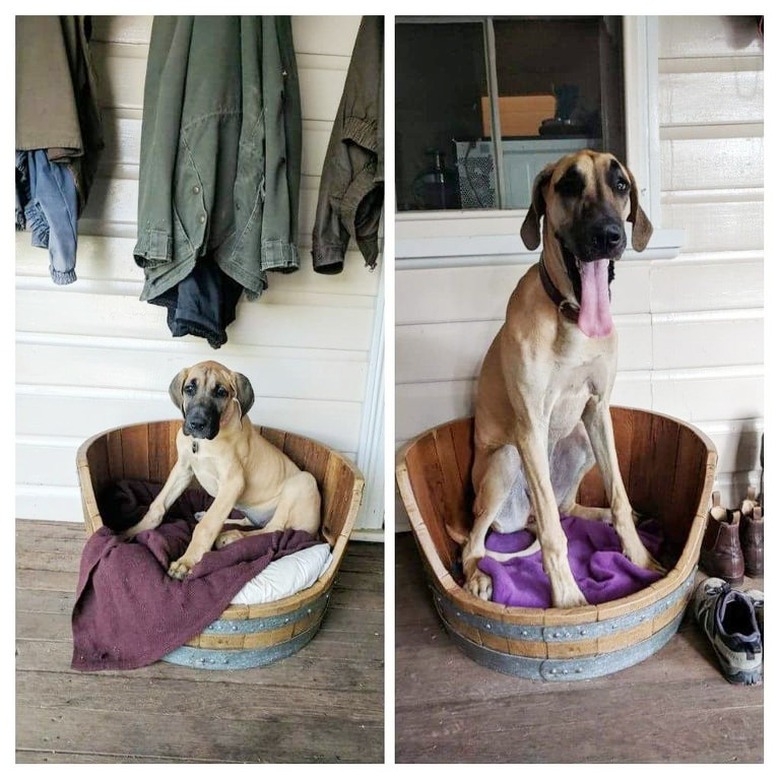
[539, 256, 580, 324]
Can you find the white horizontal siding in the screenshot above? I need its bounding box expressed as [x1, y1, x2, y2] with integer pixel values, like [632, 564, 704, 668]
[657, 15, 764, 506]
[657, 16, 764, 59]
[15, 283, 375, 352]
[16, 339, 367, 403]
[395, 16, 764, 525]
[15, 15, 383, 530]
[16, 234, 378, 295]
[658, 69, 763, 127]
[659, 136, 763, 191]
[16, 386, 362, 452]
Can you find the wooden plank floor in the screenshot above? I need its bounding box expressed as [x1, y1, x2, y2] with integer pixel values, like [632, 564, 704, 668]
[395, 532, 764, 764]
[16, 519, 384, 764]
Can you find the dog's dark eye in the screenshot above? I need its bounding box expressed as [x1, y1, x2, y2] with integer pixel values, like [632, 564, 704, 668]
[214, 385, 228, 398]
[183, 383, 196, 396]
[615, 178, 629, 194]
[554, 167, 585, 199]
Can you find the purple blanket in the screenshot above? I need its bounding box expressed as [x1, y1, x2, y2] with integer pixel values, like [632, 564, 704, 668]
[71, 481, 319, 671]
[477, 515, 664, 608]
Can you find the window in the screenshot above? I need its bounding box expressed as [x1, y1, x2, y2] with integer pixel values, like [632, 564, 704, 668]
[395, 16, 626, 212]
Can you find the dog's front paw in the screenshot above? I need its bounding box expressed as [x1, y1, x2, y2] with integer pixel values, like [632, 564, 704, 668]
[214, 529, 244, 549]
[465, 570, 493, 601]
[167, 558, 194, 580]
[553, 586, 590, 609]
[643, 553, 667, 576]
[623, 542, 666, 576]
[120, 508, 164, 540]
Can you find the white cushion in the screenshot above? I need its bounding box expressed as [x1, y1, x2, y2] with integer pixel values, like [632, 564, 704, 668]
[230, 543, 333, 605]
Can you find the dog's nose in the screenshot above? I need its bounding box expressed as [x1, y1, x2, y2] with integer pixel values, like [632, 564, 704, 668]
[590, 223, 624, 255]
[604, 224, 623, 246]
[189, 418, 206, 432]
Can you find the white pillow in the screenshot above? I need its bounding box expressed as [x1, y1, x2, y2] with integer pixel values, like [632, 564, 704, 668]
[230, 543, 333, 605]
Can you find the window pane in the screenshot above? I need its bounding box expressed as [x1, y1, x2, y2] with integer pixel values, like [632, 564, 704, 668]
[395, 17, 625, 213]
[395, 20, 488, 211]
[491, 16, 625, 208]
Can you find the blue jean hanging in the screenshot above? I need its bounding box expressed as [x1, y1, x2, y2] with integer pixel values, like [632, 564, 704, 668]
[16, 149, 79, 285]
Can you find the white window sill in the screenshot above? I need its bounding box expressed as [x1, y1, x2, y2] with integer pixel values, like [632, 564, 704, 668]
[396, 210, 684, 268]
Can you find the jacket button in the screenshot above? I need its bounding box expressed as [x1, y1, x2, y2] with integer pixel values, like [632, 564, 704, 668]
[193, 185, 201, 194]
[198, 214, 206, 224]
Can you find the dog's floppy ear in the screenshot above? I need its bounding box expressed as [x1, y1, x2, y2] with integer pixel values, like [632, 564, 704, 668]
[232, 372, 255, 418]
[626, 167, 653, 252]
[168, 367, 190, 414]
[520, 164, 554, 250]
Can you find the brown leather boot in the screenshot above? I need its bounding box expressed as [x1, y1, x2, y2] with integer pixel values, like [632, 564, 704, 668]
[740, 487, 763, 577]
[699, 492, 744, 585]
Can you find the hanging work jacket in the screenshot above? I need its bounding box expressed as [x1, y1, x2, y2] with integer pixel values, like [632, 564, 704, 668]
[133, 16, 302, 347]
[311, 15, 384, 274]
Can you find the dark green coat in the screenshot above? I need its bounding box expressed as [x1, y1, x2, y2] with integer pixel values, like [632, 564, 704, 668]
[311, 16, 384, 274]
[134, 16, 302, 301]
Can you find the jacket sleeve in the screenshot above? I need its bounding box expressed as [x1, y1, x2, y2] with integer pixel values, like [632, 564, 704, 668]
[259, 16, 302, 272]
[311, 16, 384, 274]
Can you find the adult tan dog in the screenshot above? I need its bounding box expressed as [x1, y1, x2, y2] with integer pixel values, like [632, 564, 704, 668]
[462, 150, 662, 608]
[122, 361, 321, 580]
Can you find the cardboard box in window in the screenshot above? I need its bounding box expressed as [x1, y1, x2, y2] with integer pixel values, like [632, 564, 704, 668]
[481, 94, 556, 137]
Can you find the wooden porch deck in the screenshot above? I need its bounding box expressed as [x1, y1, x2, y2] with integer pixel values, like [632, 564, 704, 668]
[15, 519, 384, 764]
[395, 532, 764, 764]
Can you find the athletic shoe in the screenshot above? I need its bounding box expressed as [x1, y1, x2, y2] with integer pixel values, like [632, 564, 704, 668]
[692, 577, 762, 685]
[743, 588, 764, 639]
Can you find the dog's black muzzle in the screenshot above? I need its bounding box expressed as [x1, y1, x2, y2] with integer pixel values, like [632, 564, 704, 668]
[567, 213, 627, 263]
[182, 404, 220, 440]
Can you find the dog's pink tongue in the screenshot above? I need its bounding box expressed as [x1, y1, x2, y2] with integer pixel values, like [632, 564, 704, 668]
[577, 258, 613, 338]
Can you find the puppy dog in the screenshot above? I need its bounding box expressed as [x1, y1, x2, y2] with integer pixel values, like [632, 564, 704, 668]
[462, 150, 662, 608]
[123, 361, 321, 579]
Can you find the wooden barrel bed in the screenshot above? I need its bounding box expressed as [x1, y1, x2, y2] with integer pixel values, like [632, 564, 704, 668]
[77, 421, 364, 670]
[396, 407, 717, 681]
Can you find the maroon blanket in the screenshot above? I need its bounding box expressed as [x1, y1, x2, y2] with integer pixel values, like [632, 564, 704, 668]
[71, 481, 319, 671]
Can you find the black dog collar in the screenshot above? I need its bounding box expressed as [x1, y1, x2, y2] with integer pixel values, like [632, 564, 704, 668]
[538, 255, 580, 324]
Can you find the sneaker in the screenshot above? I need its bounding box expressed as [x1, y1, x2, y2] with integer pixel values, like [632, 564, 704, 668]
[692, 577, 763, 685]
[743, 588, 764, 640]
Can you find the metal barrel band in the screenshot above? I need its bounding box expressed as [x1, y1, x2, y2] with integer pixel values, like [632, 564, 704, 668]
[163, 619, 323, 670]
[432, 569, 695, 642]
[446, 610, 685, 681]
[199, 591, 331, 635]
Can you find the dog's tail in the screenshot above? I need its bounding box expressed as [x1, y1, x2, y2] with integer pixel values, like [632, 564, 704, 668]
[444, 521, 470, 546]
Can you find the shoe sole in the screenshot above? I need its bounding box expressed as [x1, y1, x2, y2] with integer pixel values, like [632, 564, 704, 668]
[723, 666, 762, 685]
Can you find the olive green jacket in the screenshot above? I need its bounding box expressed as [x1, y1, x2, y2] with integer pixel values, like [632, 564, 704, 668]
[133, 16, 302, 301]
[311, 16, 384, 274]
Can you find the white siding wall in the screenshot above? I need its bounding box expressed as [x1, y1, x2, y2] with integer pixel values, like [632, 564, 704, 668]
[15, 16, 385, 535]
[656, 16, 763, 505]
[395, 15, 763, 529]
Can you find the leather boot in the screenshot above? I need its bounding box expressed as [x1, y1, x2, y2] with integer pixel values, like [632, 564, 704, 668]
[740, 487, 763, 577]
[699, 492, 744, 585]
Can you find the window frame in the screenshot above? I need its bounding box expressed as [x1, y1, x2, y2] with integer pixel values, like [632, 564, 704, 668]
[395, 16, 682, 267]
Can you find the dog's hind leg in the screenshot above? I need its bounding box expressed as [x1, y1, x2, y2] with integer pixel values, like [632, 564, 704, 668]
[214, 471, 321, 549]
[464, 444, 531, 600]
[553, 422, 613, 522]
